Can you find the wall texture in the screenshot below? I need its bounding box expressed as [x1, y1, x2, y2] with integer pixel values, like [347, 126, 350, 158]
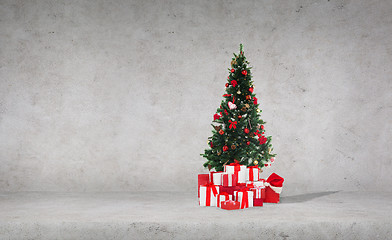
[0, 0, 391, 194]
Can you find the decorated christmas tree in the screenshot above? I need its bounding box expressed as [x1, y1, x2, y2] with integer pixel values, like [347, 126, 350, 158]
[202, 44, 276, 172]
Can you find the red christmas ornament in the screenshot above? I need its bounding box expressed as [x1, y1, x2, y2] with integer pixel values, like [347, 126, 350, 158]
[242, 70, 247, 75]
[231, 69, 235, 73]
[231, 80, 238, 87]
[213, 113, 221, 121]
[224, 109, 228, 115]
[225, 83, 229, 87]
[223, 145, 229, 152]
[258, 135, 267, 145]
[246, 141, 250, 145]
[260, 125, 264, 130]
[219, 130, 224, 135]
[249, 87, 253, 93]
[223, 94, 231, 97]
[244, 128, 250, 134]
[238, 115, 242, 119]
[210, 142, 213, 148]
[253, 97, 258, 105]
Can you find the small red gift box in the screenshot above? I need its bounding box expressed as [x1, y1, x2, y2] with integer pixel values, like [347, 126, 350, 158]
[198, 174, 210, 198]
[264, 173, 284, 203]
[216, 192, 233, 207]
[253, 198, 263, 207]
[220, 200, 240, 210]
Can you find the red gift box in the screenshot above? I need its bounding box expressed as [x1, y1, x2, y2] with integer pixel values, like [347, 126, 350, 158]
[221, 173, 237, 187]
[264, 173, 284, 203]
[219, 184, 247, 195]
[220, 200, 240, 210]
[253, 198, 263, 207]
[198, 174, 210, 198]
[250, 187, 265, 199]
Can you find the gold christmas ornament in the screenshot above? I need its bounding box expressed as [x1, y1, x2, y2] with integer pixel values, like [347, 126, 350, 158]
[253, 160, 258, 165]
[246, 95, 251, 100]
[231, 59, 237, 67]
[231, 145, 236, 150]
[241, 107, 247, 112]
[257, 109, 260, 112]
[214, 125, 222, 131]
[217, 151, 222, 156]
[237, 90, 241, 94]
[245, 104, 250, 108]
[268, 148, 272, 154]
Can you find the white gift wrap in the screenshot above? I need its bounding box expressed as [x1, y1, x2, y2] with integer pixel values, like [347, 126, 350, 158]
[246, 167, 259, 181]
[247, 180, 265, 188]
[251, 186, 265, 198]
[211, 172, 223, 185]
[224, 165, 246, 183]
[234, 190, 254, 208]
[199, 185, 220, 207]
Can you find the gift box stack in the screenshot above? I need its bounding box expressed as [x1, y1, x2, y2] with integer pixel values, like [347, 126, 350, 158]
[198, 161, 284, 210]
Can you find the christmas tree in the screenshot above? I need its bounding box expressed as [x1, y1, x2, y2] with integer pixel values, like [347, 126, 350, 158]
[202, 44, 276, 172]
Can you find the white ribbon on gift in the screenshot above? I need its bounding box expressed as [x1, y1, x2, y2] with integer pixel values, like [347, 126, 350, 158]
[263, 182, 283, 194]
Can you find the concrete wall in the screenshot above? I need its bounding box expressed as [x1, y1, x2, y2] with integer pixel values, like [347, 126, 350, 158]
[1, 0, 391, 194]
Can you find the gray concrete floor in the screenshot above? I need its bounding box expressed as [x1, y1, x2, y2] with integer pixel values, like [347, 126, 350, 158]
[0, 191, 391, 239]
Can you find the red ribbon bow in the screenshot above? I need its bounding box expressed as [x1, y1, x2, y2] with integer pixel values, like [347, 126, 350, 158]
[227, 160, 241, 182]
[228, 120, 237, 129]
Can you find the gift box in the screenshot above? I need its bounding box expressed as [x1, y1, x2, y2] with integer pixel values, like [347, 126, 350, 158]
[234, 189, 254, 209]
[264, 173, 284, 203]
[224, 161, 246, 183]
[198, 174, 210, 198]
[216, 192, 233, 207]
[220, 200, 240, 210]
[250, 186, 265, 199]
[253, 198, 263, 207]
[219, 184, 247, 195]
[246, 166, 259, 182]
[221, 173, 237, 187]
[199, 183, 220, 206]
[210, 171, 223, 186]
[246, 179, 265, 188]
